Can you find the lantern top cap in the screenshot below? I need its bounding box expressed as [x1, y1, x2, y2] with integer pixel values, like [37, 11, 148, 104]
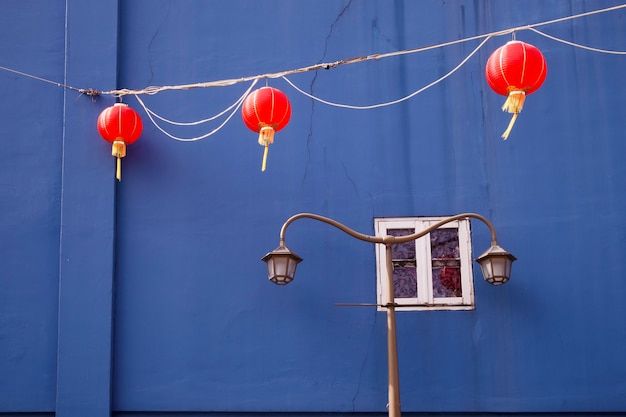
[261, 245, 302, 263]
[475, 244, 517, 262]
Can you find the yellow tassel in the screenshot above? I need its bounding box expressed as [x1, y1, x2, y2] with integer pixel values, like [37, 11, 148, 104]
[112, 140, 126, 181]
[261, 145, 269, 171]
[501, 112, 518, 140]
[116, 157, 122, 181]
[258, 126, 274, 172]
[500, 91, 525, 140]
[502, 90, 526, 114]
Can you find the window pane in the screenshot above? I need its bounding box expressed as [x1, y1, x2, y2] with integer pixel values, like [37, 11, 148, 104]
[431, 229, 461, 297]
[389, 228, 416, 259]
[388, 228, 417, 299]
[430, 228, 459, 258]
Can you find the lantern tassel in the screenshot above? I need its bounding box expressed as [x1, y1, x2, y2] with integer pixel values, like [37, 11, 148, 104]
[112, 140, 127, 181]
[116, 157, 122, 181]
[500, 91, 525, 140]
[258, 126, 275, 172]
[501, 112, 518, 140]
[261, 145, 269, 172]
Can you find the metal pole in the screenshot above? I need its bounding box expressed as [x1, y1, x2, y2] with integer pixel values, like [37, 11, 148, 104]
[385, 244, 401, 417]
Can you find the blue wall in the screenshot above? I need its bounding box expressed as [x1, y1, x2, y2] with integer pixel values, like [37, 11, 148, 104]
[0, 1, 65, 411]
[1, 1, 626, 416]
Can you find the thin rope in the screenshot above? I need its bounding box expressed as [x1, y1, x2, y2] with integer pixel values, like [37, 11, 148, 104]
[528, 27, 626, 55]
[520, 3, 626, 29]
[100, 2, 626, 97]
[140, 78, 259, 126]
[104, 33, 500, 97]
[0, 3, 624, 97]
[134, 80, 258, 142]
[281, 35, 492, 110]
[133, 78, 257, 142]
[0, 64, 96, 95]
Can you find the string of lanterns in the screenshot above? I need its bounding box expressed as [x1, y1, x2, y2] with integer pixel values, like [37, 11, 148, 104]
[97, 39, 548, 179]
[0, 6, 619, 181]
[89, 2, 626, 179]
[0, 4, 620, 179]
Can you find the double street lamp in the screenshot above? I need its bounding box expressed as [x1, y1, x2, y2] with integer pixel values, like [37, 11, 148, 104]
[262, 212, 515, 417]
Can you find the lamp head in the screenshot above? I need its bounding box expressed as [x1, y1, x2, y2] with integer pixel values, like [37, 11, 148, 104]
[475, 244, 516, 285]
[262, 245, 303, 285]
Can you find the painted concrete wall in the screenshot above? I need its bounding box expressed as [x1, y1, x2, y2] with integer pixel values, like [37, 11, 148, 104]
[1, 1, 625, 416]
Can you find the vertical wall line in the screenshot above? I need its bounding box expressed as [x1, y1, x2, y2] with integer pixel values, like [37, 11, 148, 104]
[55, 0, 120, 416]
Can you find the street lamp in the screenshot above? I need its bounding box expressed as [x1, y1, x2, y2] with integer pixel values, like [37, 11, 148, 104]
[262, 212, 515, 417]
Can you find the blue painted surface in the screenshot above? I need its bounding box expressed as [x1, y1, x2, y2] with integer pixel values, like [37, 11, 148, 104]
[1, 1, 626, 416]
[0, 1, 65, 411]
[55, 2, 120, 417]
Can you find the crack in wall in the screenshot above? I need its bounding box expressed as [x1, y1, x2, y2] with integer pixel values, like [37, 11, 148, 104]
[342, 162, 362, 197]
[296, 4, 379, 406]
[145, 4, 173, 87]
[351, 307, 379, 412]
[301, 0, 353, 192]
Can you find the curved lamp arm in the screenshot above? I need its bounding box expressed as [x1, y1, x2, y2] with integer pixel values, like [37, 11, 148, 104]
[267, 212, 515, 287]
[279, 212, 499, 247]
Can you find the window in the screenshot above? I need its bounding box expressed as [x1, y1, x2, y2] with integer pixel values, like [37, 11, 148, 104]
[375, 217, 474, 311]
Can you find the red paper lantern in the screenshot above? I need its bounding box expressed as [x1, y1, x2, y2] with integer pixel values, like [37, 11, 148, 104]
[486, 40, 547, 139]
[97, 103, 143, 181]
[241, 86, 291, 171]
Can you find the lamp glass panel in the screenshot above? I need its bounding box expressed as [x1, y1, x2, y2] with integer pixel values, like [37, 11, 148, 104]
[505, 258, 513, 278]
[273, 256, 289, 277]
[480, 259, 493, 280]
[266, 258, 276, 278]
[492, 256, 507, 278]
[287, 258, 298, 278]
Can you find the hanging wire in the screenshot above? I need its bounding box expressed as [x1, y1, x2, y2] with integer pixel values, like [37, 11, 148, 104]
[0, 2, 625, 143]
[528, 27, 626, 55]
[103, 32, 501, 97]
[133, 36, 491, 138]
[0, 64, 99, 97]
[0, 3, 624, 99]
[99, 2, 626, 97]
[137, 78, 259, 126]
[281, 35, 492, 110]
[132, 78, 259, 142]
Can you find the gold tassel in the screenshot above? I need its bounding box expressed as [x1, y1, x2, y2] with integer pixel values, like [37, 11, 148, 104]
[501, 90, 526, 113]
[501, 112, 518, 140]
[116, 157, 122, 181]
[258, 126, 275, 172]
[112, 140, 126, 181]
[501, 91, 525, 140]
[261, 145, 269, 172]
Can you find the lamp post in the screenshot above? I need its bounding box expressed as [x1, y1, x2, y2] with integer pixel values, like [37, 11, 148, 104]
[262, 212, 515, 417]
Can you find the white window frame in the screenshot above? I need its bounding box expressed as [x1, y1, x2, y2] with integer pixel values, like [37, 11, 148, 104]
[375, 217, 474, 311]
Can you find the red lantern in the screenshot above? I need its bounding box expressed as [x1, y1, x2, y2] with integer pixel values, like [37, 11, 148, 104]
[97, 103, 143, 181]
[485, 40, 547, 139]
[241, 86, 291, 171]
